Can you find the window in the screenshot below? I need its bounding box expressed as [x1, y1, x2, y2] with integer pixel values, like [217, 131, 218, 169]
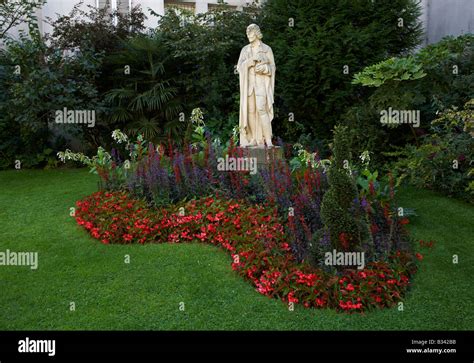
[208, 3, 238, 11]
[97, 0, 109, 9]
[164, 0, 196, 13]
[97, 0, 130, 14]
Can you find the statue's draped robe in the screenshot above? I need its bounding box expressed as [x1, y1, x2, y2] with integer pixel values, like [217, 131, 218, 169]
[237, 42, 276, 146]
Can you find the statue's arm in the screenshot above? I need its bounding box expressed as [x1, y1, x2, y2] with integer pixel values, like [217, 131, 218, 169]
[237, 47, 255, 72]
[258, 48, 275, 76]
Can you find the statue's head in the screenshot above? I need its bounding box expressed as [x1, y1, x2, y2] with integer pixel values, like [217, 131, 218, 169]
[246, 24, 263, 43]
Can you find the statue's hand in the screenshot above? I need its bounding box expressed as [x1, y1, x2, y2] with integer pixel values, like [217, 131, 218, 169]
[256, 63, 269, 75]
[251, 56, 263, 67]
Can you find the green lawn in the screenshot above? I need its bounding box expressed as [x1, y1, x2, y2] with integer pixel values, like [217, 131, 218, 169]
[0, 168, 472, 330]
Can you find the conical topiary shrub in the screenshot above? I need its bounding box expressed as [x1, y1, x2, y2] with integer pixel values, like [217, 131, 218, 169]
[320, 125, 367, 252]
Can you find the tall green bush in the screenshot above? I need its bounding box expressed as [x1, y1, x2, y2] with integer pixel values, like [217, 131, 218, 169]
[320, 126, 368, 252]
[260, 0, 423, 142]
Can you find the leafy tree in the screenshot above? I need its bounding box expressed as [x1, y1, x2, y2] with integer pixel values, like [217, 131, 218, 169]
[46, 2, 146, 104]
[48, 4, 259, 143]
[46, 2, 146, 53]
[0, 35, 104, 168]
[42, 2, 148, 146]
[0, 0, 46, 40]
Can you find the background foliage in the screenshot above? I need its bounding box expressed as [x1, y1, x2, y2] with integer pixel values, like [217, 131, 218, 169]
[344, 34, 474, 167]
[260, 0, 423, 143]
[0, 34, 103, 168]
[386, 100, 474, 203]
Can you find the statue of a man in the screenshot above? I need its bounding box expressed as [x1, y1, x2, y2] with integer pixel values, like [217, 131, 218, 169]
[237, 24, 276, 148]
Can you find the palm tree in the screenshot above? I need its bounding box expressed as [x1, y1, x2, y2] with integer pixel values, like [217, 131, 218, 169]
[105, 34, 183, 143]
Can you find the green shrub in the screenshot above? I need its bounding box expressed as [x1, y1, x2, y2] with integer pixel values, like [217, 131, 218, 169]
[352, 56, 426, 88]
[0, 35, 103, 169]
[352, 34, 473, 118]
[260, 0, 423, 142]
[386, 100, 474, 203]
[344, 34, 474, 167]
[320, 126, 369, 252]
[416, 34, 474, 118]
[99, 5, 260, 143]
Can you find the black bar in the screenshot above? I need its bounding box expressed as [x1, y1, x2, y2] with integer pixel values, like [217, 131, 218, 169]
[0, 331, 472, 362]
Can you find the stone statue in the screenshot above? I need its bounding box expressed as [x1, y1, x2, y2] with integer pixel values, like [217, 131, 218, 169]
[237, 24, 276, 148]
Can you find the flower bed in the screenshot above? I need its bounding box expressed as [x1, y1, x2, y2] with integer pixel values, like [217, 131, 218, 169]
[59, 127, 416, 272]
[75, 191, 419, 313]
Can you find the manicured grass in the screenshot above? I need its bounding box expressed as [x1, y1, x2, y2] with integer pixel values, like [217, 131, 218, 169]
[0, 168, 472, 330]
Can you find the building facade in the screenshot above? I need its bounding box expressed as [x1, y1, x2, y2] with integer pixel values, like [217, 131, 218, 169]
[5, 0, 257, 40]
[3, 0, 473, 45]
[419, 0, 473, 46]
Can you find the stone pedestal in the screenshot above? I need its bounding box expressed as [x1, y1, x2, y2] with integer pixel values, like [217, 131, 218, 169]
[236, 146, 284, 170]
